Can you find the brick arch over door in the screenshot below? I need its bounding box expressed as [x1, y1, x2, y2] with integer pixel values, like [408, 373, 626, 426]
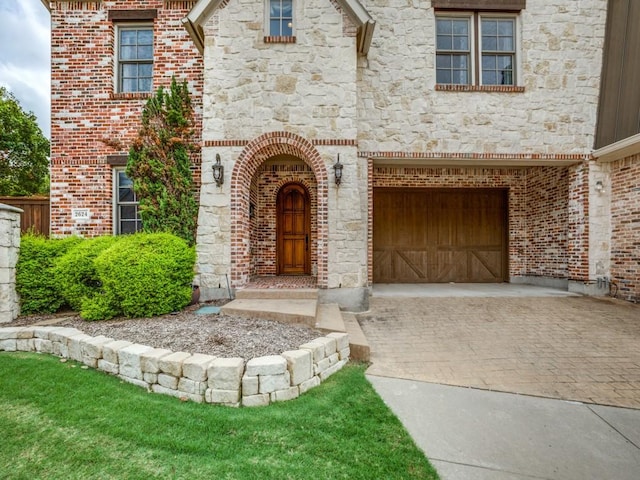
[231, 132, 329, 288]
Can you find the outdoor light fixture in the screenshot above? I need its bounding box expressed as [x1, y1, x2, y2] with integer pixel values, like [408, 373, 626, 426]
[212, 153, 224, 187]
[595, 180, 605, 193]
[333, 154, 343, 186]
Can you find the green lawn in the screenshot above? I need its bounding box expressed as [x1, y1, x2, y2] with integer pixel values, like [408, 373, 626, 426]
[0, 353, 438, 479]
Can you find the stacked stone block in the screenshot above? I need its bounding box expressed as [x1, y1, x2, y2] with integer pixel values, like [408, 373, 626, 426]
[0, 326, 349, 407]
[0, 204, 22, 323]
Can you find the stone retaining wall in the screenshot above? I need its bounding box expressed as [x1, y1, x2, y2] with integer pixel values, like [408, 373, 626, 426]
[0, 326, 349, 407]
[0, 204, 22, 323]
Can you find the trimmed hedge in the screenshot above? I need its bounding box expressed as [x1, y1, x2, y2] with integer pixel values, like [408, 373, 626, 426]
[16, 234, 83, 314]
[81, 233, 196, 320]
[16, 233, 196, 320]
[53, 236, 118, 311]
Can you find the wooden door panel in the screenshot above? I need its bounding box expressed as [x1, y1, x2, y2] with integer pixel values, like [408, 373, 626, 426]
[278, 184, 310, 275]
[373, 189, 507, 283]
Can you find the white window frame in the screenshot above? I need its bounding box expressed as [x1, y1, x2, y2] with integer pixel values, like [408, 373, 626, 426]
[265, 0, 295, 37]
[113, 168, 142, 235]
[435, 13, 476, 86]
[114, 23, 154, 93]
[435, 12, 520, 86]
[478, 13, 519, 86]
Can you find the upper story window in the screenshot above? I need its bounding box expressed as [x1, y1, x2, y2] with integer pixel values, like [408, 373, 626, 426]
[268, 0, 294, 37]
[116, 25, 154, 93]
[436, 13, 518, 86]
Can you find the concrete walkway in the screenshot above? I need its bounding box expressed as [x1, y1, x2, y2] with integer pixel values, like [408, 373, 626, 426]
[368, 376, 640, 480]
[359, 285, 640, 479]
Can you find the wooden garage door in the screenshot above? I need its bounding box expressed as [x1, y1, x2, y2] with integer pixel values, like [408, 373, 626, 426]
[373, 188, 508, 283]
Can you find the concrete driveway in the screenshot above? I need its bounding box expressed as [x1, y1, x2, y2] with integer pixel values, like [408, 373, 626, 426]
[358, 285, 640, 479]
[358, 285, 640, 409]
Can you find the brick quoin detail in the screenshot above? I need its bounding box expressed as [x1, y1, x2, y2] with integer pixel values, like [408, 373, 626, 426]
[230, 132, 329, 288]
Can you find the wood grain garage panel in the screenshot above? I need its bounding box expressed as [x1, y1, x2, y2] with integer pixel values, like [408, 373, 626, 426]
[373, 188, 508, 283]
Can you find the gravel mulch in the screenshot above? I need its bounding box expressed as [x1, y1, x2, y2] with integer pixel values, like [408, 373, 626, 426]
[11, 302, 323, 360]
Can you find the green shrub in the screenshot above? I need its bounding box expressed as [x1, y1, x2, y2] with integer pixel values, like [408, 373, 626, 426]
[81, 233, 195, 320]
[53, 236, 118, 311]
[16, 234, 83, 314]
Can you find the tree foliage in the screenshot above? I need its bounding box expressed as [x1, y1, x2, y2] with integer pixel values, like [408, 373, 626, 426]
[0, 87, 50, 196]
[127, 78, 199, 245]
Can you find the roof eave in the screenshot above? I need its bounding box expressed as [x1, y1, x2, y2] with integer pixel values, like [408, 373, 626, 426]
[182, 17, 204, 55]
[593, 132, 640, 163]
[183, 0, 225, 55]
[340, 0, 376, 55]
[40, 0, 51, 12]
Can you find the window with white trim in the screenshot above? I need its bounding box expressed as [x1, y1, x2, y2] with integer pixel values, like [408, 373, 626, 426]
[116, 25, 153, 93]
[436, 13, 517, 86]
[114, 169, 142, 234]
[268, 0, 294, 36]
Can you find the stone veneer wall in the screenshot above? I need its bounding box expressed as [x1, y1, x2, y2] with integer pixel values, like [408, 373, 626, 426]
[195, 0, 368, 299]
[0, 205, 21, 323]
[610, 154, 640, 302]
[49, 0, 202, 236]
[0, 326, 349, 407]
[358, 0, 607, 154]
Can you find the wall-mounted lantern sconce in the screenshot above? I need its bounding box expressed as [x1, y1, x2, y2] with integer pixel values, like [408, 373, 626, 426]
[595, 180, 605, 193]
[333, 154, 343, 186]
[212, 153, 224, 187]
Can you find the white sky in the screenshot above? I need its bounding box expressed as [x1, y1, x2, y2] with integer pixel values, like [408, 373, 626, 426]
[0, 0, 51, 139]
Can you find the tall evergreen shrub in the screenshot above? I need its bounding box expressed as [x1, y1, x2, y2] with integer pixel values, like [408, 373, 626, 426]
[127, 78, 199, 245]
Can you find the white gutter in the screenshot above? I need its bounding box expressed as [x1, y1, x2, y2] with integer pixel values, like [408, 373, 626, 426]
[592, 133, 640, 163]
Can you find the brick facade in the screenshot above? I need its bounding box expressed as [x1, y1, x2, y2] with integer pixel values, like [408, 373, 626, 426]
[229, 132, 330, 288]
[610, 155, 640, 302]
[368, 164, 584, 285]
[49, 0, 202, 237]
[48, 0, 640, 307]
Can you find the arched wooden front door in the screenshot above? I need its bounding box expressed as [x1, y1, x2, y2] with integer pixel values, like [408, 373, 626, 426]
[277, 183, 310, 275]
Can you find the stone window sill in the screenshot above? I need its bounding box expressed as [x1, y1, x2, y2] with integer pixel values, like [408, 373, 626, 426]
[436, 84, 525, 93]
[264, 36, 297, 44]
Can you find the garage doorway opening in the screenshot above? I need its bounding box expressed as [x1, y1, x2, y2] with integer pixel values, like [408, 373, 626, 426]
[373, 188, 508, 283]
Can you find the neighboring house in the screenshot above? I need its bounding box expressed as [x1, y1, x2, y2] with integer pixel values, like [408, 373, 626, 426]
[43, 0, 639, 308]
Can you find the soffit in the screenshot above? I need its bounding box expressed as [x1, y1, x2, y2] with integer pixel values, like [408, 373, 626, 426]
[183, 0, 375, 55]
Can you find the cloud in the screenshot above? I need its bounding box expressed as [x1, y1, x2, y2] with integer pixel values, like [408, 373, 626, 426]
[0, 0, 51, 138]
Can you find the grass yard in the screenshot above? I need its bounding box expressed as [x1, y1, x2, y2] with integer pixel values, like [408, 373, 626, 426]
[0, 353, 438, 479]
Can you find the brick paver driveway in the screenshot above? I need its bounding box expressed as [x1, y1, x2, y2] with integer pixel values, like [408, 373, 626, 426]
[358, 294, 640, 409]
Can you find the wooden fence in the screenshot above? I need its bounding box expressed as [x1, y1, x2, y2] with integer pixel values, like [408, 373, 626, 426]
[0, 196, 50, 236]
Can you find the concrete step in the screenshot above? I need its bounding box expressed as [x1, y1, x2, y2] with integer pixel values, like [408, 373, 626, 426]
[342, 313, 370, 362]
[221, 298, 317, 328]
[235, 288, 318, 300]
[315, 303, 346, 334]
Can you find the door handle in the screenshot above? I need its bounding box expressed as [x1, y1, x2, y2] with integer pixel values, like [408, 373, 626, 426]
[306, 234, 309, 251]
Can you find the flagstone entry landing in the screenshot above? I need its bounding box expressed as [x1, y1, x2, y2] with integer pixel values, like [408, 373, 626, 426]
[221, 277, 370, 361]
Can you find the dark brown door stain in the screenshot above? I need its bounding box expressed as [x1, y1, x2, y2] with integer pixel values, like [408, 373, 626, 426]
[277, 183, 310, 275]
[373, 188, 508, 283]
